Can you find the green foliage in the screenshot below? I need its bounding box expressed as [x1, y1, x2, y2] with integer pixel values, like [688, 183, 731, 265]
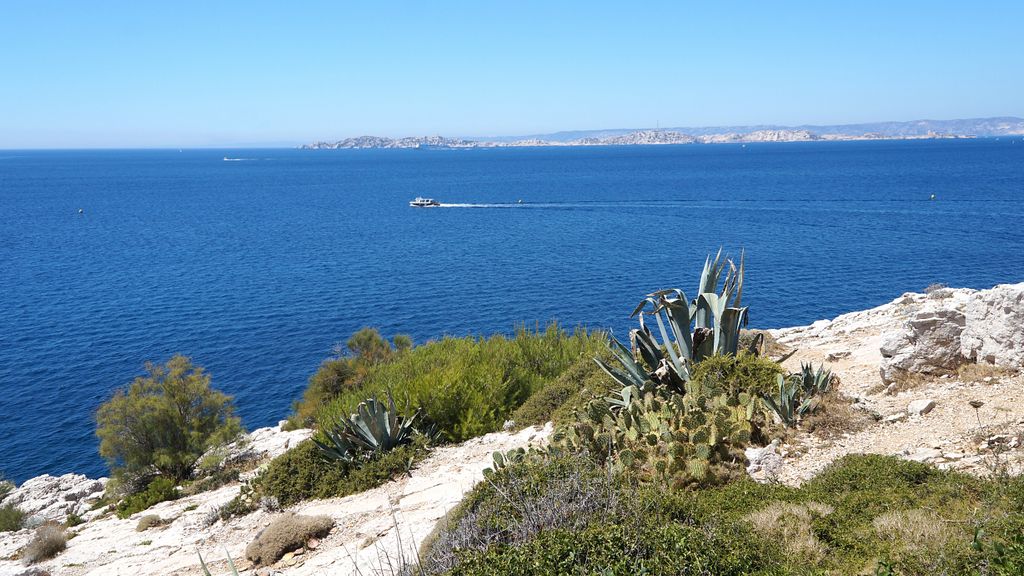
[690, 353, 785, 398]
[762, 363, 835, 426]
[0, 503, 27, 532]
[288, 329, 417, 428]
[319, 323, 606, 443]
[95, 355, 243, 481]
[0, 474, 13, 500]
[64, 513, 85, 528]
[116, 476, 179, 519]
[510, 353, 617, 427]
[430, 454, 1024, 576]
[552, 381, 759, 488]
[257, 436, 427, 506]
[314, 391, 424, 465]
[596, 250, 750, 392]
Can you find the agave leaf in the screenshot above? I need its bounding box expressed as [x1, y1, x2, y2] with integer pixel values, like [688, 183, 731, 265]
[594, 357, 644, 389]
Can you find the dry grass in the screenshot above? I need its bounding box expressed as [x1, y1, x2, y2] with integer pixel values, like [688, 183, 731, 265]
[873, 509, 954, 553]
[802, 392, 874, 438]
[869, 370, 930, 396]
[135, 514, 164, 532]
[957, 362, 1018, 383]
[745, 502, 833, 563]
[22, 523, 67, 564]
[245, 512, 334, 566]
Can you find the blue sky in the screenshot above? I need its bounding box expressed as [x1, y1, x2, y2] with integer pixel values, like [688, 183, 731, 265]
[1, 1, 1022, 148]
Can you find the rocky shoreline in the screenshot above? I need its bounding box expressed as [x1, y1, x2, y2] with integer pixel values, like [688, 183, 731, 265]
[2, 283, 1022, 575]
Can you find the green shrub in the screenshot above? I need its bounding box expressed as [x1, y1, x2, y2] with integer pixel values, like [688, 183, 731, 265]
[318, 324, 605, 443]
[287, 329, 417, 428]
[0, 474, 13, 500]
[0, 503, 27, 532]
[135, 514, 164, 531]
[116, 476, 179, 519]
[511, 353, 616, 427]
[432, 454, 1024, 576]
[245, 512, 334, 566]
[689, 353, 785, 398]
[64, 513, 85, 528]
[257, 436, 427, 506]
[96, 355, 243, 482]
[22, 523, 67, 564]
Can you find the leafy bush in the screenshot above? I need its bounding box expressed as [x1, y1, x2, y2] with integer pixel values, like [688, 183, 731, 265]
[64, 513, 85, 528]
[96, 355, 243, 482]
[116, 476, 179, 519]
[287, 329, 416, 428]
[245, 512, 334, 565]
[689, 353, 785, 398]
[0, 503, 27, 532]
[257, 436, 427, 506]
[510, 353, 616, 427]
[0, 474, 13, 500]
[318, 324, 605, 443]
[22, 523, 67, 564]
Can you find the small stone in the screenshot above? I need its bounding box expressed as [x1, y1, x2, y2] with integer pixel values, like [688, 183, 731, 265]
[293, 547, 304, 556]
[826, 350, 851, 362]
[907, 399, 936, 416]
[281, 552, 294, 564]
[884, 413, 907, 424]
[307, 538, 320, 550]
[905, 447, 942, 462]
[943, 452, 964, 460]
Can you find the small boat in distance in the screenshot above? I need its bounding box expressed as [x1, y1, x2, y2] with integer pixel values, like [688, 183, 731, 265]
[409, 197, 441, 207]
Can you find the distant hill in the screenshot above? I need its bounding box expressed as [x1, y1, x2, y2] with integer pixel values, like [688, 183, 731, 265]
[301, 117, 1024, 149]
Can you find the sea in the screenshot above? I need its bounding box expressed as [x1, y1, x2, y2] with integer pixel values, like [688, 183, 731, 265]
[2, 139, 1023, 482]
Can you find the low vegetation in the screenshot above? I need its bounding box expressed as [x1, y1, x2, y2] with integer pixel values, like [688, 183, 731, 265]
[96, 355, 243, 484]
[257, 436, 428, 506]
[316, 323, 606, 443]
[115, 476, 179, 519]
[245, 512, 334, 566]
[421, 454, 1024, 575]
[0, 503, 27, 532]
[135, 514, 164, 531]
[22, 523, 67, 564]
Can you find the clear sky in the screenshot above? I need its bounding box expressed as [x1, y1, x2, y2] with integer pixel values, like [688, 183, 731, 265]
[1, 1, 1022, 148]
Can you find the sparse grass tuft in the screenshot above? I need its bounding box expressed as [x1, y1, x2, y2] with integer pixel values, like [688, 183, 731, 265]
[801, 391, 874, 438]
[22, 523, 67, 564]
[745, 501, 832, 563]
[135, 514, 164, 531]
[957, 362, 1018, 383]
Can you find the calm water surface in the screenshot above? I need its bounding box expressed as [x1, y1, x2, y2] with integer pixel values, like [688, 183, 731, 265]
[2, 140, 1023, 481]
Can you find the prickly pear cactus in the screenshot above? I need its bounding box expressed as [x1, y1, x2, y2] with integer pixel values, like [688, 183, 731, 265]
[552, 384, 758, 488]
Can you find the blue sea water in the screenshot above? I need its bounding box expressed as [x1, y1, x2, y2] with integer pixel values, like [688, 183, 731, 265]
[2, 139, 1023, 482]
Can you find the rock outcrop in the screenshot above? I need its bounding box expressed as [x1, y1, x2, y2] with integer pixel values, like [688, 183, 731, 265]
[1, 474, 106, 524]
[878, 283, 1024, 383]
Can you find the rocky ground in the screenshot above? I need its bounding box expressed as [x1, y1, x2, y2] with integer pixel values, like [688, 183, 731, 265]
[2, 283, 1021, 576]
[0, 425, 551, 576]
[762, 283, 1024, 484]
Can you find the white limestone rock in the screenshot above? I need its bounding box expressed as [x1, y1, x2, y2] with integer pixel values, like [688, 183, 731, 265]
[960, 283, 1024, 367]
[2, 473, 106, 523]
[907, 399, 936, 416]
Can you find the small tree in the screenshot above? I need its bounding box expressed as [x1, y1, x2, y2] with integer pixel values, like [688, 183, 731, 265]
[96, 355, 243, 482]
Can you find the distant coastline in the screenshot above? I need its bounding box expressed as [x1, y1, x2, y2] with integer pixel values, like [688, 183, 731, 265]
[300, 116, 1024, 150]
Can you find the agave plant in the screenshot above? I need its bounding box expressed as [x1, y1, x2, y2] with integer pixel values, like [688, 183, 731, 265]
[198, 549, 239, 576]
[313, 391, 421, 465]
[762, 363, 833, 426]
[595, 250, 751, 393]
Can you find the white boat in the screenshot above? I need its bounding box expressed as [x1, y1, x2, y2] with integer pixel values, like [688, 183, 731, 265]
[409, 197, 441, 207]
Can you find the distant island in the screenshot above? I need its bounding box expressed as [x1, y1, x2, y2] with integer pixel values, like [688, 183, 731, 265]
[300, 116, 1024, 149]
